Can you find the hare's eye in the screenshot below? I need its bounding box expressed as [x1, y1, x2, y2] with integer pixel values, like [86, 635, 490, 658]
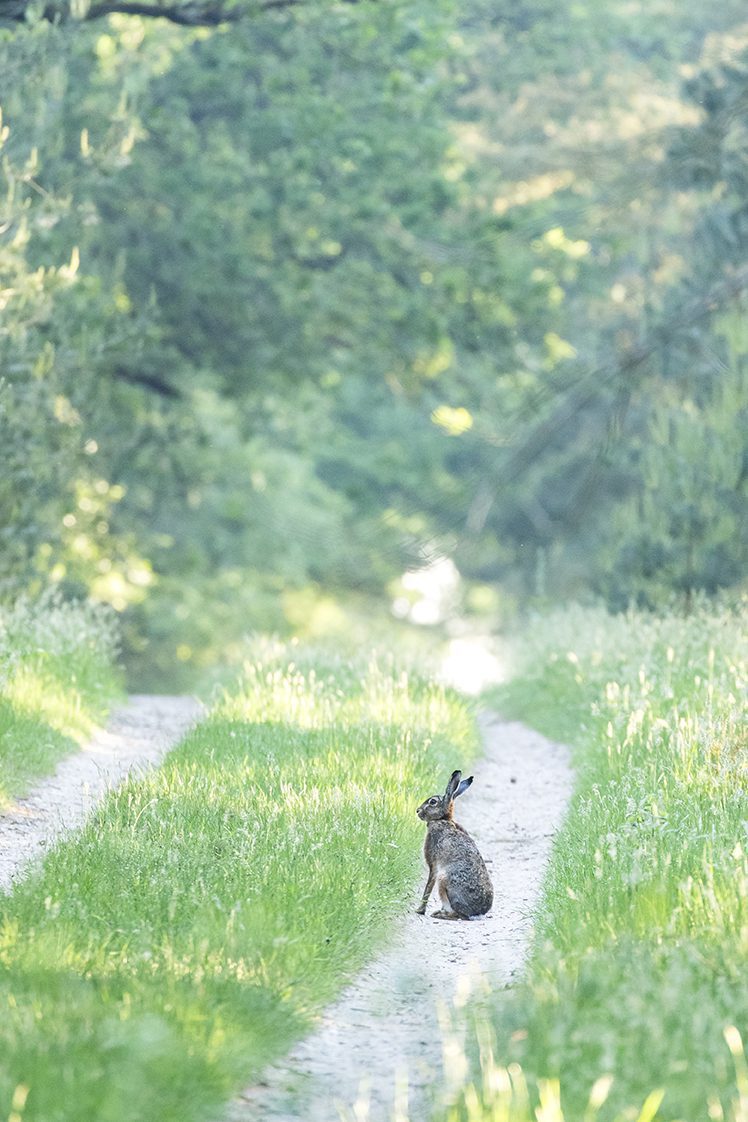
[429, 798, 438, 805]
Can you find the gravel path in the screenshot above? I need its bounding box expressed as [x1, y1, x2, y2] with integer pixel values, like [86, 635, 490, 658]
[231, 713, 573, 1122]
[0, 694, 202, 892]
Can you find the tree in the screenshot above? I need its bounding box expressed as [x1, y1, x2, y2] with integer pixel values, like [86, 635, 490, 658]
[1, 0, 746, 687]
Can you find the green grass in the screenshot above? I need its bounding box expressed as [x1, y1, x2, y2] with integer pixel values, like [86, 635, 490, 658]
[0, 649, 477, 1121]
[0, 595, 123, 803]
[444, 601, 748, 1122]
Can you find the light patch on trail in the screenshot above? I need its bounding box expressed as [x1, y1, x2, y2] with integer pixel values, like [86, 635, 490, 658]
[231, 715, 572, 1122]
[439, 633, 506, 695]
[0, 694, 202, 893]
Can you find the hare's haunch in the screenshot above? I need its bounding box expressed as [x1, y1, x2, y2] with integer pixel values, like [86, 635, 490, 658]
[416, 769, 493, 920]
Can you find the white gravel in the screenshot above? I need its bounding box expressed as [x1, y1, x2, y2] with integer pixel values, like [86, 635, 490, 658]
[0, 694, 202, 892]
[231, 713, 573, 1122]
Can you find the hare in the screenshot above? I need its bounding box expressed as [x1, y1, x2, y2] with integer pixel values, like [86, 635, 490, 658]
[415, 769, 493, 919]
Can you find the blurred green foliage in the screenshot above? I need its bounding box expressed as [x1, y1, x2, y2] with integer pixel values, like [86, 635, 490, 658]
[1, 1, 746, 686]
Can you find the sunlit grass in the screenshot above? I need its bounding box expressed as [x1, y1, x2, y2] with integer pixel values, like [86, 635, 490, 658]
[440, 1019, 748, 1122]
[0, 649, 477, 1121]
[0, 596, 123, 802]
[443, 601, 748, 1122]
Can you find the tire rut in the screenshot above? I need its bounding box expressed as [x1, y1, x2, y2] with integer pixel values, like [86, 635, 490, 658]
[0, 694, 202, 893]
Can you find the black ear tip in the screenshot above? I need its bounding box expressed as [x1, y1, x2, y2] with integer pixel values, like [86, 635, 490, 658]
[466, 775, 474, 785]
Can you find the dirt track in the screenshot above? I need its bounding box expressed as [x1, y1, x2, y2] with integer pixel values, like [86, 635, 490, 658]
[0, 694, 201, 893]
[230, 713, 573, 1122]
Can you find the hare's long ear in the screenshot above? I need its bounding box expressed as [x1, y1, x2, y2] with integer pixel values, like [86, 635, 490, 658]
[456, 776, 474, 798]
[445, 770, 462, 801]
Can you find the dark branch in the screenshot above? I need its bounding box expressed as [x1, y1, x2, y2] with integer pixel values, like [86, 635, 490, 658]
[0, 0, 361, 25]
[87, 0, 297, 24]
[113, 365, 182, 399]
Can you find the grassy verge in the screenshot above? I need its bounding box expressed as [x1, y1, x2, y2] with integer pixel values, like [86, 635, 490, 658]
[0, 595, 123, 803]
[0, 649, 477, 1121]
[445, 601, 748, 1122]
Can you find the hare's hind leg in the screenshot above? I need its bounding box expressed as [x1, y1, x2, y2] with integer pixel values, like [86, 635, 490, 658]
[432, 876, 460, 920]
[443, 882, 483, 920]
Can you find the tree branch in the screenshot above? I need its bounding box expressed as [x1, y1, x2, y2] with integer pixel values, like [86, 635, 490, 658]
[87, 0, 297, 24]
[0, 0, 362, 25]
[113, 365, 182, 398]
[498, 263, 748, 484]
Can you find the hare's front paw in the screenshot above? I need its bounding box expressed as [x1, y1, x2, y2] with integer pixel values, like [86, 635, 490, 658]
[432, 908, 460, 920]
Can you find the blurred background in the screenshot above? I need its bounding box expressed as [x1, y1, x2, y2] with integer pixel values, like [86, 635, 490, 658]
[1, 0, 746, 690]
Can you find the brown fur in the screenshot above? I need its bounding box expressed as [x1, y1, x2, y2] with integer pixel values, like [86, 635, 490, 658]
[415, 770, 493, 920]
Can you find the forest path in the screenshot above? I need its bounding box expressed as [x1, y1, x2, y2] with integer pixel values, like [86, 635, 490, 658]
[0, 694, 202, 892]
[231, 714, 573, 1122]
